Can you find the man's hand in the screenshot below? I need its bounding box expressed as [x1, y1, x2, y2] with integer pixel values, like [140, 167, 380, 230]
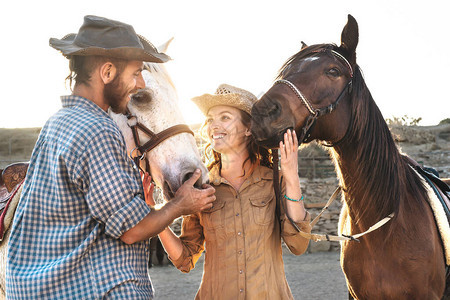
[120, 169, 215, 244]
[170, 169, 215, 216]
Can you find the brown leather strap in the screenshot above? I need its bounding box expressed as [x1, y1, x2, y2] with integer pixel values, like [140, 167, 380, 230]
[272, 149, 281, 232]
[137, 124, 194, 154]
[126, 111, 194, 174]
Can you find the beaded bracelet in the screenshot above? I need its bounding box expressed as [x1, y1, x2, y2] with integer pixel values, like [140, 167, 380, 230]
[284, 194, 304, 202]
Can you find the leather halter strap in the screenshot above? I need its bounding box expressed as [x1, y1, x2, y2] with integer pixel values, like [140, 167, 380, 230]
[273, 49, 353, 144]
[126, 112, 194, 172]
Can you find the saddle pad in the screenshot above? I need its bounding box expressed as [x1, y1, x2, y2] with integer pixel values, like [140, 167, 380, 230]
[0, 180, 23, 241]
[415, 170, 450, 265]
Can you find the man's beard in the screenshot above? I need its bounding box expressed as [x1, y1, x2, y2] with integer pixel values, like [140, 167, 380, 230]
[104, 74, 131, 114]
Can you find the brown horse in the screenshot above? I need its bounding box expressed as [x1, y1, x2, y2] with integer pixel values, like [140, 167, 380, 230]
[250, 15, 448, 299]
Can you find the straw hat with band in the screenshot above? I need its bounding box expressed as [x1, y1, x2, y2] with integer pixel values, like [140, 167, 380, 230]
[49, 15, 170, 63]
[192, 84, 257, 116]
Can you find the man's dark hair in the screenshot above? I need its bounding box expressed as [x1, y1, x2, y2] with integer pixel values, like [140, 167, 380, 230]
[65, 55, 128, 90]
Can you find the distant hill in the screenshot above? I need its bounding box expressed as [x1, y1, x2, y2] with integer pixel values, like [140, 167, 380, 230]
[0, 128, 41, 168]
[1, 124, 449, 177]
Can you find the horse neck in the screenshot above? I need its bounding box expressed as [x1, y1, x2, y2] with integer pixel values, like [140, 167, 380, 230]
[328, 77, 411, 226]
[331, 139, 400, 225]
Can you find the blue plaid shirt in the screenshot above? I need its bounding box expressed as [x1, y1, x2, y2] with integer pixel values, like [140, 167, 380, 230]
[6, 96, 153, 299]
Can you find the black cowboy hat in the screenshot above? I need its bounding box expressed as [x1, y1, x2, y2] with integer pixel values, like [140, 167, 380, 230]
[49, 15, 170, 63]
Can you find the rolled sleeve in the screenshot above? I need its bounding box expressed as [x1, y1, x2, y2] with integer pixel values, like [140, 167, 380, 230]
[169, 245, 197, 273]
[282, 211, 311, 235]
[105, 195, 151, 239]
[168, 214, 205, 273]
[281, 210, 312, 255]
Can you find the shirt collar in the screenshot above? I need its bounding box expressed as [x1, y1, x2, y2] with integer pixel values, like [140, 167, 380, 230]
[61, 95, 110, 118]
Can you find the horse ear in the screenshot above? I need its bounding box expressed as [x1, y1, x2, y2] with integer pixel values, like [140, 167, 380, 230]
[301, 41, 308, 50]
[157, 37, 174, 53]
[340, 14, 359, 55]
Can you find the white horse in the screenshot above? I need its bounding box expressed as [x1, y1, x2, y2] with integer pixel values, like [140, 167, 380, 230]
[0, 39, 208, 298]
[110, 39, 208, 197]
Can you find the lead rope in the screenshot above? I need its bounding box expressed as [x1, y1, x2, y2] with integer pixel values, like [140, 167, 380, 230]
[273, 149, 282, 233]
[272, 155, 393, 242]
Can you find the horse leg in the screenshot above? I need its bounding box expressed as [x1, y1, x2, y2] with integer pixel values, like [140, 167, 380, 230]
[148, 237, 157, 268]
[156, 238, 165, 265]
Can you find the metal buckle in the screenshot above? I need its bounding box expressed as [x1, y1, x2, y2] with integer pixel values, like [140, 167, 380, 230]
[130, 147, 146, 160]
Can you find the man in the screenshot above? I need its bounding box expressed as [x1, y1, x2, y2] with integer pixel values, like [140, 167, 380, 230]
[6, 15, 215, 299]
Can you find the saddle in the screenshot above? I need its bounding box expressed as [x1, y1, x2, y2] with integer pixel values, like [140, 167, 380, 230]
[0, 162, 29, 241]
[407, 157, 450, 219]
[407, 156, 450, 265]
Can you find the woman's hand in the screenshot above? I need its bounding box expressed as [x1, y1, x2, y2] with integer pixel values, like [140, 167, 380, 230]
[279, 129, 299, 184]
[279, 129, 306, 222]
[141, 171, 156, 206]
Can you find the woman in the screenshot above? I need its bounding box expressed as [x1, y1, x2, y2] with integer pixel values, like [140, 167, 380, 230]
[148, 84, 311, 299]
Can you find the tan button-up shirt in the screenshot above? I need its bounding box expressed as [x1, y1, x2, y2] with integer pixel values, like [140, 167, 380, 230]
[171, 164, 311, 300]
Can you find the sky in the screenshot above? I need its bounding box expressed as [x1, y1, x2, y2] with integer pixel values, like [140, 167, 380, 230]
[1, 0, 449, 128]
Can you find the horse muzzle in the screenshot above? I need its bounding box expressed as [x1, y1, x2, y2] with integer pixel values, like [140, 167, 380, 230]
[251, 127, 293, 149]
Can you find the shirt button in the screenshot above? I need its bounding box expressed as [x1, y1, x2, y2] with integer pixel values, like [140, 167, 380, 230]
[239, 269, 243, 274]
[240, 288, 244, 293]
[238, 232, 242, 236]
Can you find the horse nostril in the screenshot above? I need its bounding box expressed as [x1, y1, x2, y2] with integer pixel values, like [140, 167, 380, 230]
[266, 100, 281, 118]
[194, 177, 202, 189]
[182, 171, 204, 189]
[164, 181, 175, 199]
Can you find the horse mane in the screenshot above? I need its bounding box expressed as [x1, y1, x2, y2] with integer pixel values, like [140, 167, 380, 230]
[279, 44, 429, 224]
[335, 58, 428, 224]
[276, 44, 335, 80]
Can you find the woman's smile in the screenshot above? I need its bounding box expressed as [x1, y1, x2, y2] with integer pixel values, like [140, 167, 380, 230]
[212, 133, 226, 140]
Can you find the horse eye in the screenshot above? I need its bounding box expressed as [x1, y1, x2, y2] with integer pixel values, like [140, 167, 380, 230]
[327, 67, 341, 77]
[132, 89, 154, 105]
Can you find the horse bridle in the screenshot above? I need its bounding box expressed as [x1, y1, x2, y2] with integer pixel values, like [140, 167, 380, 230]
[273, 49, 354, 145]
[126, 110, 194, 173]
[272, 49, 355, 240]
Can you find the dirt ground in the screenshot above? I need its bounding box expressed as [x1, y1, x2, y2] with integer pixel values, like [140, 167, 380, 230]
[149, 248, 348, 300]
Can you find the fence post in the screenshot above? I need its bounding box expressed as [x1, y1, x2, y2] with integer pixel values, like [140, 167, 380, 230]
[313, 156, 316, 179]
[9, 137, 12, 160]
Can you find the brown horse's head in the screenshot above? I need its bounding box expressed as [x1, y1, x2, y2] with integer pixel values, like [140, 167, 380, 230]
[251, 15, 359, 148]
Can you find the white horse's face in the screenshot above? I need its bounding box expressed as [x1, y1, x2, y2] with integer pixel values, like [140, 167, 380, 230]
[110, 62, 208, 200]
